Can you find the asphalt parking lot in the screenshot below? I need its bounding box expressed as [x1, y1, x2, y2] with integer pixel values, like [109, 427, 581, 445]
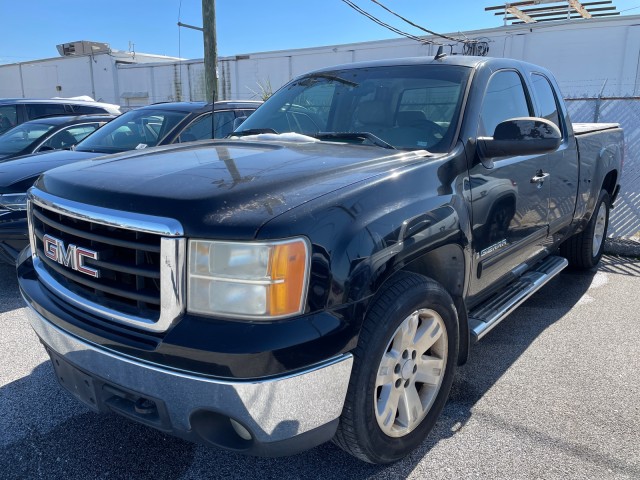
[1, 255, 639, 480]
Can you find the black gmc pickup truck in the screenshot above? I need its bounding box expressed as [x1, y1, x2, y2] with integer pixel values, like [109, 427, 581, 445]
[18, 56, 623, 463]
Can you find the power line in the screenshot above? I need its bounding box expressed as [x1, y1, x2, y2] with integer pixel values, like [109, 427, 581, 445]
[619, 4, 640, 13]
[368, 0, 472, 44]
[340, 0, 441, 45]
[340, 0, 474, 46]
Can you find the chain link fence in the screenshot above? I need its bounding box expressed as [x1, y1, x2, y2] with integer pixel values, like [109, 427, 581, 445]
[566, 98, 640, 239]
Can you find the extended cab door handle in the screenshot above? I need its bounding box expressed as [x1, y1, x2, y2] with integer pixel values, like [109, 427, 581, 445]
[530, 171, 550, 184]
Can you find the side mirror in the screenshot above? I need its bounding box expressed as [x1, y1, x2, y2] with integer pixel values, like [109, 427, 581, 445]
[478, 117, 561, 161]
[38, 145, 55, 152]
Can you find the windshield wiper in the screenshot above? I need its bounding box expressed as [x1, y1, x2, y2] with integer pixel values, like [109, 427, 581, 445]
[230, 128, 278, 137]
[307, 73, 359, 87]
[314, 132, 396, 150]
[76, 148, 109, 154]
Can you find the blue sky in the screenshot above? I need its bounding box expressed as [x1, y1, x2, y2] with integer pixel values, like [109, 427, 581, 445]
[1, 0, 640, 64]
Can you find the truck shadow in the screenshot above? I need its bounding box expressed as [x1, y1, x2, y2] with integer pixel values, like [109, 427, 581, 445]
[1, 264, 630, 479]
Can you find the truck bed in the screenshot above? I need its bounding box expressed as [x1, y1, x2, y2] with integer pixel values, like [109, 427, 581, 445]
[572, 122, 620, 135]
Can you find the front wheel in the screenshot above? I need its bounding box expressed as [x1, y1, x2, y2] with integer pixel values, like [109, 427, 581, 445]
[561, 189, 610, 269]
[333, 273, 458, 463]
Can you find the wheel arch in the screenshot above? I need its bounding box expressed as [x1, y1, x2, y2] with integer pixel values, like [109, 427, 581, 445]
[367, 243, 471, 366]
[602, 169, 618, 201]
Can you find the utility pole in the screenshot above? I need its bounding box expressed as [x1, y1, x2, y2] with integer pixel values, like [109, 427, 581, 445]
[202, 0, 218, 102]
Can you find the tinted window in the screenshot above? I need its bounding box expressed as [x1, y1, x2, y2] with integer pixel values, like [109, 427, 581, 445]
[398, 85, 462, 127]
[39, 124, 100, 150]
[26, 103, 66, 120]
[68, 104, 107, 114]
[178, 113, 211, 142]
[531, 74, 561, 132]
[237, 65, 470, 152]
[480, 71, 531, 136]
[76, 108, 189, 154]
[0, 105, 18, 134]
[0, 123, 55, 154]
[214, 111, 237, 138]
[238, 109, 257, 118]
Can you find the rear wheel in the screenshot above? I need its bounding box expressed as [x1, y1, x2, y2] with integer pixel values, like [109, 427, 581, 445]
[333, 273, 458, 463]
[561, 189, 610, 269]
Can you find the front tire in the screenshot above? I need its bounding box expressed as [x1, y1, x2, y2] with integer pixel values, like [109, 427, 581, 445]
[561, 189, 610, 269]
[333, 273, 458, 463]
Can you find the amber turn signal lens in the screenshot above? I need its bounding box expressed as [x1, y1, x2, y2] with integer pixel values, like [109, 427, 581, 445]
[268, 240, 308, 316]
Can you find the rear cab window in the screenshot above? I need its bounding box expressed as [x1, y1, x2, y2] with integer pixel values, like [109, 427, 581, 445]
[530, 73, 563, 137]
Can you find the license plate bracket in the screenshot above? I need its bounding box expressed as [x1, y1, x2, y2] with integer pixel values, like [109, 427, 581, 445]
[48, 350, 100, 412]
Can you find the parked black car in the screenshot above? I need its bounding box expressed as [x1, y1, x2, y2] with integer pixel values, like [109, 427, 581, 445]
[0, 98, 121, 135]
[0, 100, 262, 263]
[0, 115, 114, 161]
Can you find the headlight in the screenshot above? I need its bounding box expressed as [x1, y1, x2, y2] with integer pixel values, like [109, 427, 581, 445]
[0, 193, 28, 211]
[187, 237, 310, 319]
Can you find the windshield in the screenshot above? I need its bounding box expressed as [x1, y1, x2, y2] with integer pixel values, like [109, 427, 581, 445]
[235, 65, 470, 152]
[0, 123, 55, 155]
[76, 108, 189, 154]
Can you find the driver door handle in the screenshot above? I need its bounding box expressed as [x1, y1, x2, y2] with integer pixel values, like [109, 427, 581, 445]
[530, 171, 550, 184]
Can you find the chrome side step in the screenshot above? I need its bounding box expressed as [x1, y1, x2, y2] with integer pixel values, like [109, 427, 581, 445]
[469, 256, 568, 341]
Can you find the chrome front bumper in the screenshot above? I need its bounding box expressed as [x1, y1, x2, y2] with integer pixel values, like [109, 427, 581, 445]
[26, 306, 353, 456]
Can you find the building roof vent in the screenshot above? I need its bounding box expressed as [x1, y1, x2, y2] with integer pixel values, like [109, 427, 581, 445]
[486, 1, 620, 25]
[56, 41, 111, 57]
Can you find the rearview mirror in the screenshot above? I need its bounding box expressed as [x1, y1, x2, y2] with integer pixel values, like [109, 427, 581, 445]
[478, 117, 561, 160]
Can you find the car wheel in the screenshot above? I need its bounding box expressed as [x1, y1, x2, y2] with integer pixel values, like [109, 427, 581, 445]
[561, 189, 610, 269]
[333, 272, 458, 464]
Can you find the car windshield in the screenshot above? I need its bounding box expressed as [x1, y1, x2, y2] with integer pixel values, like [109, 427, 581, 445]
[76, 108, 189, 154]
[234, 64, 470, 153]
[0, 123, 55, 155]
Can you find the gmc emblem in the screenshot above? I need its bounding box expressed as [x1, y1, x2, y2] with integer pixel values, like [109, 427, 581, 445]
[43, 234, 100, 278]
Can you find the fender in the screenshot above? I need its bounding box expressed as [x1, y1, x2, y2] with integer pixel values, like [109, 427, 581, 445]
[257, 143, 473, 363]
[573, 131, 623, 234]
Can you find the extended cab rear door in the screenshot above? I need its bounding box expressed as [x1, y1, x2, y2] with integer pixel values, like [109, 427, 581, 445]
[528, 71, 579, 241]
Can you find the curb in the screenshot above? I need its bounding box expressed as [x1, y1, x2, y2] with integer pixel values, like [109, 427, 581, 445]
[604, 238, 640, 257]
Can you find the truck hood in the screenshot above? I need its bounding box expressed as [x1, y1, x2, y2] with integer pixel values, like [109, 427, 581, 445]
[35, 139, 434, 239]
[0, 150, 102, 193]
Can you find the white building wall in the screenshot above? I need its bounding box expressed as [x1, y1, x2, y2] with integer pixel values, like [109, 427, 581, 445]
[209, 15, 640, 100]
[115, 60, 207, 106]
[2, 16, 638, 103]
[0, 65, 23, 97]
[92, 54, 119, 104]
[0, 52, 181, 105]
[18, 57, 94, 99]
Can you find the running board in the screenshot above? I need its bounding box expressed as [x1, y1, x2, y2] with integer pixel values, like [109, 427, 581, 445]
[469, 256, 568, 341]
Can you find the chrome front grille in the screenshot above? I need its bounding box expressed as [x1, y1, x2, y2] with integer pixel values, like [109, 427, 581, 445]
[28, 188, 185, 333]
